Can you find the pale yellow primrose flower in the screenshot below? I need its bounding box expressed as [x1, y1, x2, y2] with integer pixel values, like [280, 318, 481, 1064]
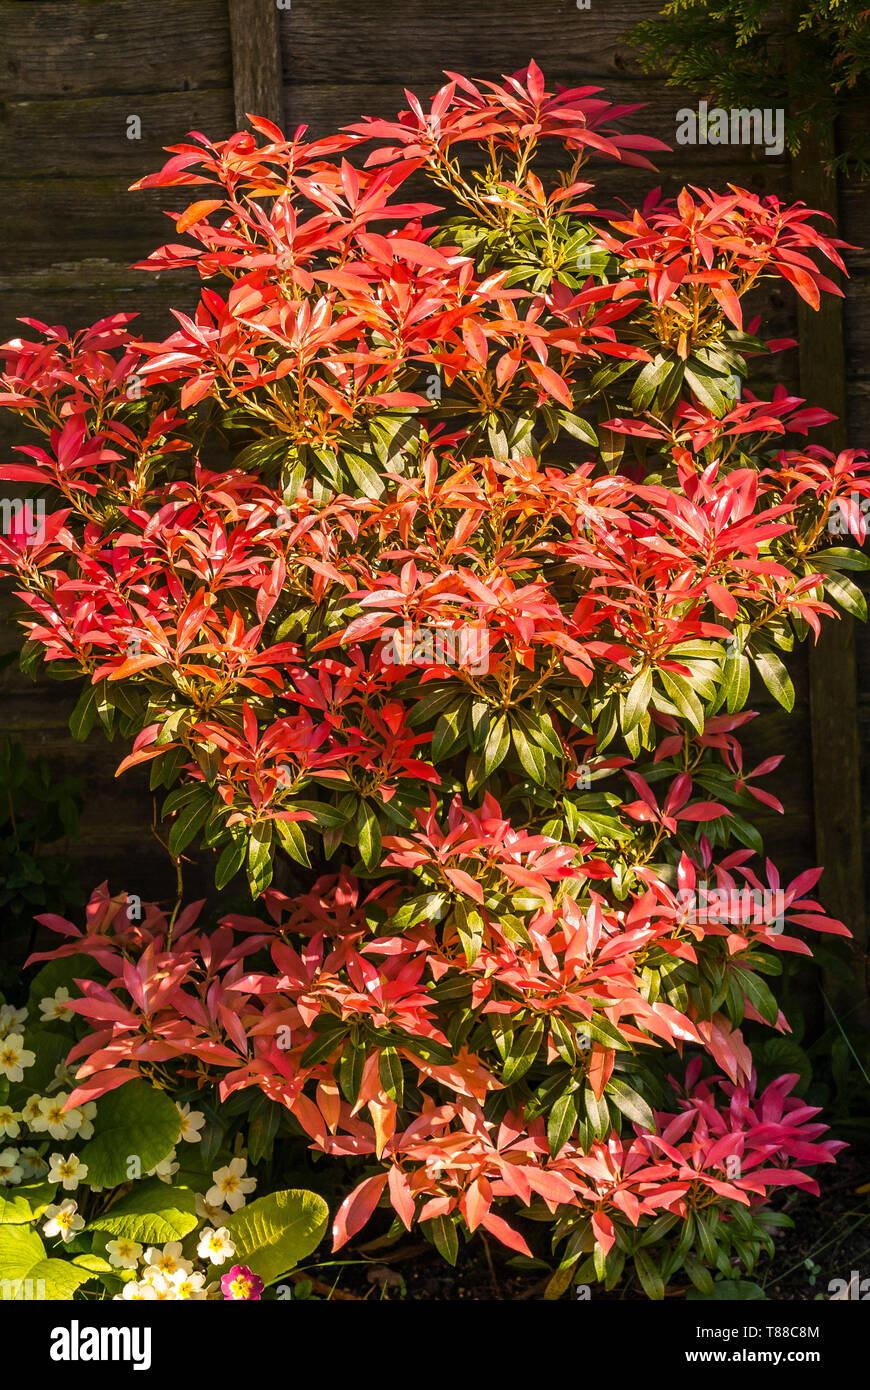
[0, 1033, 35, 1083]
[169, 1268, 209, 1300]
[39, 988, 74, 1023]
[0, 1004, 28, 1036]
[21, 1094, 44, 1127]
[0, 1106, 20, 1139]
[33, 1092, 81, 1140]
[74, 1101, 96, 1141]
[43, 1199, 84, 1243]
[146, 1149, 179, 1183]
[206, 1156, 256, 1212]
[48, 1152, 88, 1191]
[139, 1268, 182, 1300]
[194, 1192, 225, 1224]
[116, 1282, 158, 1301]
[177, 1103, 206, 1143]
[143, 1242, 192, 1277]
[48, 1060, 78, 1094]
[18, 1147, 47, 1179]
[106, 1238, 143, 1270]
[0, 1147, 23, 1186]
[196, 1226, 236, 1264]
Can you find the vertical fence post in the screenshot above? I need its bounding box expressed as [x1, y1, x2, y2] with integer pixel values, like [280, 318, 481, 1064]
[228, 0, 284, 130]
[791, 121, 868, 1023]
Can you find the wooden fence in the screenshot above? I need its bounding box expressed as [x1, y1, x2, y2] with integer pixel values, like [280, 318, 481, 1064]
[0, 1, 867, 999]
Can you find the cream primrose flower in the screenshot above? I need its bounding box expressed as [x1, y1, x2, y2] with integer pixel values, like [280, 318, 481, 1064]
[146, 1149, 179, 1184]
[38, 988, 74, 1023]
[117, 1281, 158, 1301]
[43, 1199, 84, 1243]
[18, 1146, 48, 1180]
[169, 1268, 209, 1300]
[106, 1238, 143, 1270]
[33, 1092, 81, 1140]
[73, 1102, 97, 1141]
[206, 1157, 256, 1212]
[177, 1103, 206, 1143]
[49, 1060, 77, 1093]
[139, 1268, 177, 1299]
[0, 1033, 35, 1083]
[21, 1094, 44, 1127]
[0, 1147, 23, 1186]
[143, 1242, 192, 1277]
[0, 1106, 20, 1139]
[194, 1192, 225, 1224]
[197, 1226, 236, 1265]
[0, 1003, 28, 1036]
[48, 1151, 88, 1191]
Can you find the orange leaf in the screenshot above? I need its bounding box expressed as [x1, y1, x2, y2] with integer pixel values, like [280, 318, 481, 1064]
[175, 200, 224, 234]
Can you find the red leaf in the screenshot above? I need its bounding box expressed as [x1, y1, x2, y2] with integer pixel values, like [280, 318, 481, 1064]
[333, 1173, 389, 1249]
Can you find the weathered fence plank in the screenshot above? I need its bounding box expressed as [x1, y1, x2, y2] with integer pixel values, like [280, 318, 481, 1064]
[791, 120, 868, 1018]
[228, 0, 284, 129]
[0, 0, 231, 98]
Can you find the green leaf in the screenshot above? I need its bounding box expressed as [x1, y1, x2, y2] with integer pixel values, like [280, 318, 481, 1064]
[722, 650, 750, 713]
[606, 1077, 655, 1131]
[72, 1253, 113, 1273]
[88, 1180, 198, 1247]
[752, 650, 795, 711]
[683, 1253, 715, 1295]
[811, 546, 870, 572]
[483, 715, 511, 776]
[356, 801, 382, 870]
[379, 1047, 404, 1104]
[633, 1246, 665, 1300]
[630, 353, 675, 411]
[623, 667, 653, 733]
[510, 721, 547, 783]
[391, 892, 448, 930]
[301, 1027, 346, 1067]
[215, 836, 246, 891]
[822, 571, 867, 620]
[454, 900, 485, 966]
[559, 412, 598, 446]
[344, 451, 385, 499]
[732, 966, 779, 1026]
[427, 1213, 459, 1266]
[501, 1017, 546, 1085]
[290, 799, 349, 829]
[407, 685, 457, 728]
[431, 703, 467, 762]
[0, 1225, 89, 1300]
[79, 1079, 181, 1188]
[0, 1183, 56, 1225]
[687, 1279, 766, 1301]
[218, 1189, 329, 1286]
[684, 364, 729, 416]
[69, 683, 99, 742]
[167, 793, 212, 856]
[583, 1087, 611, 1140]
[274, 818, 310, 868]
[338, 1044, 366, 1104]
[547, 1090, 579, 1156]
[658, 670, 705, 733]
[247, 1094, 282, 1166]
[247, 820, 275, 895]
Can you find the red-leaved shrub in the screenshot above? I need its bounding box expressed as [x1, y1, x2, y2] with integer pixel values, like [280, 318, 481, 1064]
[2, 62, 864, 1294]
